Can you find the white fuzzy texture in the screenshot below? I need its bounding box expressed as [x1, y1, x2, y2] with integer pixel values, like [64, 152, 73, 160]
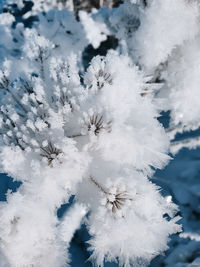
[164, 36, 200, 131]
[0, 50, 180, 266]
[133, 0, 199, 71]
[38, 10, 88, 59]
[76, 53, 180, 266]
[0, 2, 185, 265]
[79, 10, 110, 49]
[59, 203, 88, 244]
[84, 53, 170, 174]
[0, 49, 90, 266]
[87, 175, 181, 267]
[0, 141, 89, 267]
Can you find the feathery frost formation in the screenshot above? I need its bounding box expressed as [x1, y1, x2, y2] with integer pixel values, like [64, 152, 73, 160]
[0, 37, 180, 264]
[1, 0, 200, 266]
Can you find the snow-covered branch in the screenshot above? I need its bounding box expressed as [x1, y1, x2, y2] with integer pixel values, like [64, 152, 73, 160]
[170, 136, 200, 155]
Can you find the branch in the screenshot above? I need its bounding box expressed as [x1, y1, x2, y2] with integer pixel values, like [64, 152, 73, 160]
[68, 133, 86, 138]
[166, 123, 200, 141]
[180, 232, 200, 242]
[166, 125, 185, 140]
[90, 176, 108, 195]
[170, 136, 200, 155]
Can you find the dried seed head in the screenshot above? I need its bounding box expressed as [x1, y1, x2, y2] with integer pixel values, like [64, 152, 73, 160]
[87, 114, 111, 135]
[90, 176, 133, 218]
[40, 141, 62, 166]
[105, 188, 133, 215]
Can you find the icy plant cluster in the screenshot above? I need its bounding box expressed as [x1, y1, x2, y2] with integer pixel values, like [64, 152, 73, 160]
[0, 0, 200, 266]
[84, 0, 200, 150]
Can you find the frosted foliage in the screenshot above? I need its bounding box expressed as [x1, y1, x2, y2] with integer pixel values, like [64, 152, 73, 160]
[0, 47, 89, 265]
[23, 29, 54, 60]
[0, 45, 180, 266]
[75, 53, 180, 266]
[0, 0, 191, 266]
[87, 176, 180, 267]
[133, 0, 199, 71]
[38, 10, 88, 58]
[164, 36, 200, 131]
[107, 0, 140, 43]
[83, 54, 170, 174]
[79, 10, 110, 49]
[79, 0, 141, 51]
[0, 192, 67, 267]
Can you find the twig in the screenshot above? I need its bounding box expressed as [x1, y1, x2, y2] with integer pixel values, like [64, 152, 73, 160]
[68, 133, 85, 138]
[90, 176, 108, 195]
[170, 136, 200, 155]
[166, 125, 186, 140]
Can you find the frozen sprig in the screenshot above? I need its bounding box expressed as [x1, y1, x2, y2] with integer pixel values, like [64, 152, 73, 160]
[40, 141, 63, 166]
[0, 3, 186, 265]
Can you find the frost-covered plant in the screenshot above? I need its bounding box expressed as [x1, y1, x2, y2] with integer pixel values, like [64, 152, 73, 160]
[83, 0, 200, 148]
[37, 9, 88, 59]
[0, 21, 181, 266]
[2, 0, 200, 266]
[0, 2, 88, 71]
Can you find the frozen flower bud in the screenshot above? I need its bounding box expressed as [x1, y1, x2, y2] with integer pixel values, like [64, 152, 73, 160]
[107, 194, 115, 202]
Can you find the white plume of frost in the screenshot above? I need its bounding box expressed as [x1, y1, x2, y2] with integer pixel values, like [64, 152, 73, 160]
[133, 0, 199, 71]
[79, 10, 110, 49]
[87, 175, 181, 267]
[76, 52, 181, 266]
[163, 36, 200, 135]
[83, 53, 170, 174]
[59, 203, 88, 244]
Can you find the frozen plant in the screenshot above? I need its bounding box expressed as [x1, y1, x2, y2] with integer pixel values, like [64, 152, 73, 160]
[0, 21, 181, 266]
[3, 0, 200, 266]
